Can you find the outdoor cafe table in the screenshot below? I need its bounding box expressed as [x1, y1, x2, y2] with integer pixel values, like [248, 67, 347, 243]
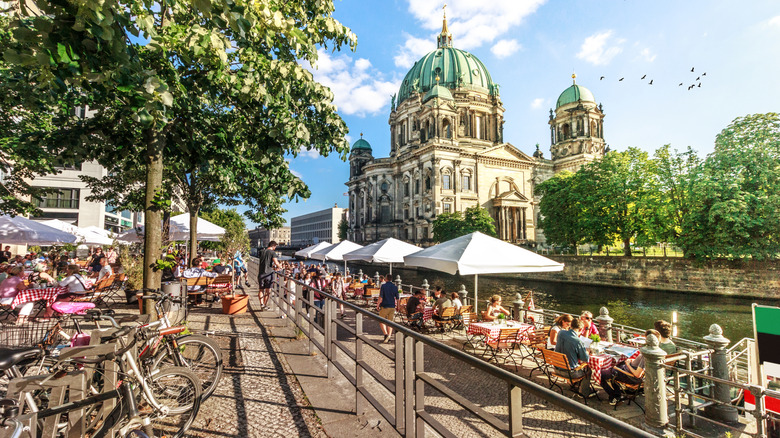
[467, 321, 534, 343]
[10, 286, 69, 309]
[589, 347, 642, 386]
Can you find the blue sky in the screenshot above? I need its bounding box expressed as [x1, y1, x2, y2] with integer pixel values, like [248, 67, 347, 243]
[243, 0, 780, 228]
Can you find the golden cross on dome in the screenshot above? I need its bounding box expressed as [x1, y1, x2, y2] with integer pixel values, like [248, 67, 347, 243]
[443, 3, 447, 18]
[360, 132, 363, 138]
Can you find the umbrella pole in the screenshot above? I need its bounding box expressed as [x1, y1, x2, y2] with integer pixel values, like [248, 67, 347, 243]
[389, 263, 392, 275]
[344, 260, 347, 275]
[474, 274, 479, 314]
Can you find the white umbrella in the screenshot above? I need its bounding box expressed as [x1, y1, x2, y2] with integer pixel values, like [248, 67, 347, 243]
[170, 213, 226, 241]
[310, 240, 364, 273]
[403, 232, 564, 313]
[294, 241, 332, 259]
[40, 219, 114, 246]
[0, 215, 77, 245]
[342, 237, 421, 274]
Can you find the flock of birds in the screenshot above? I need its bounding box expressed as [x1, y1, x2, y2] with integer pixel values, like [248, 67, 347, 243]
[599, 67, 707, 90]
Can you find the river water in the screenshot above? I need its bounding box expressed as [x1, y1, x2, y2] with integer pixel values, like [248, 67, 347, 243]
[333, 263, 772, 343]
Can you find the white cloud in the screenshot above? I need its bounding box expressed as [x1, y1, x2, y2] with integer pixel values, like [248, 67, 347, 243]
[299, 149, 320, 160]
[769, 15, 780, 27]
[290, 168, 304, 179]
[530, 98, 545, 109]
[395, 0, 545, 66]
[307, 49, 400, 117]
[576, 30, 624, 66]
[491, 39, 521, 58]
[394, 34, 436, 68]
[640, 48, 657, 62]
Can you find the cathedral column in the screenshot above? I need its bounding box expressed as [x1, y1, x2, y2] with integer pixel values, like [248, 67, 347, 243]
[522, 207, 527, 240]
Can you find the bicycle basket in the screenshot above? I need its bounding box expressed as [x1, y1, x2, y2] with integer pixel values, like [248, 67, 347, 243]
[0, 318, 62, 348]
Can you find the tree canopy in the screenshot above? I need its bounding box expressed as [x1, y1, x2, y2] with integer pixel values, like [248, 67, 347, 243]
[432, 206, 496, 243]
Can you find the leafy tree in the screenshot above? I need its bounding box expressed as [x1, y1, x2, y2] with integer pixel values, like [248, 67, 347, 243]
[648, 145, 701, 256]
[201, 208, 249, 261]
[683, 113, 780, 260]
[2, 1, 356, 293]
[431, 206, 496, 242]
[576, 148, 657, 256]
[534, 171, 586, 252]
[337, 218, 348, 241]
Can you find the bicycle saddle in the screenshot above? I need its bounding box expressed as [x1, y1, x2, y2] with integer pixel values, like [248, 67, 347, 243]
[0, 347, 43, 372]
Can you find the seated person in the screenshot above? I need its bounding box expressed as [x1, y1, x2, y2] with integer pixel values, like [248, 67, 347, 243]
[483, 295, 511, 321]
[654, 320, 677, 354]
[212, 259, 232, 275]
[432, 287, 453, 321]
[96, 256, 113, 282]
[182, 257, 218, 304]
[579, 310, 599, 337]
[554, 315, 592, 397]
[548, 314, 567, 349]
[0, 266, 34, 322]
[29, 263, 57, 286]
[58, 264, 90, 295]
[406, 290, 425, 329]
[601, 329, 657, 405]
[450, 292, 462, 310]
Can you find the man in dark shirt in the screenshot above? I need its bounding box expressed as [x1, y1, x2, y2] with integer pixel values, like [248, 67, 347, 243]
[212, 259, 231, 275]
[0, 246, 11, 264]
[406, 290, 425, 329]
[555, 316, 592, 397]
[257, 241, 281, 310]
[377, 274, 399, 343]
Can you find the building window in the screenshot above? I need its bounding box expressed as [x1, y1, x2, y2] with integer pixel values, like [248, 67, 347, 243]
[415, 179, 420, 195]
[425, 175, 431, 191]
[443, 203, 452, 213]
[442, 174, 451, 190]
[462, 175, 471, 191]
[404, 208, 409, 220]
[37, 189, 80, 209]
[404, 182, 410, 197]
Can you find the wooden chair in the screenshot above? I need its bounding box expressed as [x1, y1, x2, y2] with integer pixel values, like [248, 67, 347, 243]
[451, 305, 473, 331]
[522, 331, 550, 378]
[183, 276, 212, 305]
[100, 273, 127, 307]
[612, 366, 645, 412]
[395, 298, 409, 325]
[540, 349, 598, 403]
[433, 306, 457, 336]
[205, 274, 233, 296]
[73, 275, 116, 308]
[483, 327, 521, 370]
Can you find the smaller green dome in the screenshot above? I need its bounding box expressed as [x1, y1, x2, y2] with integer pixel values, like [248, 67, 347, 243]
[351, 138, 372, 151]
[423, 84, 454, 102]
[556, 84, 596, 108]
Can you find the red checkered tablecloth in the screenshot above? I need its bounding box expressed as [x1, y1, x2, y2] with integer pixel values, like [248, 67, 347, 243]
[589, 354, 617, 386]
[467, 322, 534, 343]
[10, 287, 68, 309]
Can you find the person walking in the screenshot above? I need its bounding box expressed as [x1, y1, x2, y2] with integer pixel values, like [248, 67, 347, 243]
[257, 241, 281, 310]
[377, 274, 399, 343]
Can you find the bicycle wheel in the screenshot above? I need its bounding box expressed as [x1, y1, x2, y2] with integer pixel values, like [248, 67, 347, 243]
[139, 366, 201, 438]
[151, 334, 223, 400]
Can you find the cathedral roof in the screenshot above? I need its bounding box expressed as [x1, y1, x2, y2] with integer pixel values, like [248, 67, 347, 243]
[351, 137, 372, 151]
[556, 74, 596, 108]
[423, 84, 454, 102]
[397, 15, 498, 106]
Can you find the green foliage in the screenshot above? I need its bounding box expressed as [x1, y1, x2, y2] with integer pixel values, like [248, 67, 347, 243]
[682, 113, 780, 260]
[432, 206, 496, 242]
[119, 248, 143, 291]
[201, 208, 249, 256]
[535, 171, 585, 251]
[589, 334, 601, 343]
[337, 218, 348, 241]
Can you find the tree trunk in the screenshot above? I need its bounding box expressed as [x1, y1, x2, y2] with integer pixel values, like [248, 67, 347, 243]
[142, 128, 165, 317]
[623, 238, 632, 257]
[189, 206, 199, 267]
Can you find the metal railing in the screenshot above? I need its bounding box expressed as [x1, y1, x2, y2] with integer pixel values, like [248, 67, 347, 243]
[262, 270, 655, 438]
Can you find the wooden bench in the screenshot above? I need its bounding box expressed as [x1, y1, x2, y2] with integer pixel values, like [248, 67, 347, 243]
[183, 274, 233, 304]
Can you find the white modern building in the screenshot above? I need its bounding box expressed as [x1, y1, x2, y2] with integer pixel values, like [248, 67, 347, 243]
[290, 206, 346, 247]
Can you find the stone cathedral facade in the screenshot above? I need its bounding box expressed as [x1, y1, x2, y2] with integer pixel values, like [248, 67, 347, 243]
[346, 16, 606, 246]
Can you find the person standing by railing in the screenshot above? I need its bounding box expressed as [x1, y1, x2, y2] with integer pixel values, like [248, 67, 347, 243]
[331, 272, 346, 319]
[257, 241, 281, 310]
[377, 274, 399, 344]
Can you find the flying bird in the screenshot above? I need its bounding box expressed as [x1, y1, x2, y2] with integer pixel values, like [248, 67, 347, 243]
[691, 67, 695, 72]
[649, 79, 653, 85]
[679, 83, 683, 86]
[641, 74, 646, 79]
[702, 72, 707, 76]
[688, 85, 693, 90]
[698, 83, 701, 88]
[600, 76, 605, 80]
[696, 76, 700, 81]
[619, 77, 624, 81]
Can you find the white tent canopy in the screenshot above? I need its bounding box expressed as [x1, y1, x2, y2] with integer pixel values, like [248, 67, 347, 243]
[0, 215, 78, 245]
[310, 240, 364, 273]
[403, 232, 564, 312]
[170, 213, 226, 241]
[294, 241, 332, 259]
[342, 238, 421, 274]
[40, 219, 113, 246]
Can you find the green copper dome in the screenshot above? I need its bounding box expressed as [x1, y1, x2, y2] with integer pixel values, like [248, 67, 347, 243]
[351, 138, 372, 151]
[556, 83, 596, 108]
[423, 84, 454, 102]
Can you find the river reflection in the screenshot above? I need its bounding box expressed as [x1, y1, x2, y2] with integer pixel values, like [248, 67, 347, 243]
[334, 263, 769, 343]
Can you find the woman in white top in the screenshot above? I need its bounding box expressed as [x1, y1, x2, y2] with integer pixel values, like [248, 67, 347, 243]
[59, 264, 89, 295]
[483, 295, 511, 321]
[450, 292, 462, 309]
[331, 272, 346, 318]
[547, 314, 568, 349]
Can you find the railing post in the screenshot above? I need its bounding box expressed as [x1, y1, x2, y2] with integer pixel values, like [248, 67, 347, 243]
[307, 287, 314, 356]
[294, 284, 302, 328]
[395, 333, 405, 434]
[355, 313, 365, 416]
[394, 275, 402, 288]
[404, 335, 415, 438]
[749, 384, 767, 438]
[458, 285, 468, 307]
[325, 296, 333, 378]
[512, 293, 524, 321]
[595, 306, 614, 343]
[415, 340, 424, 438]
[508, 384, 523, 437]
[641, 333, 669, 434]
[703, 324, 739, 423]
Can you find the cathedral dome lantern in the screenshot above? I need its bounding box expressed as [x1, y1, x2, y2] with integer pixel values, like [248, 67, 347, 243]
[349, 134, 373, 178]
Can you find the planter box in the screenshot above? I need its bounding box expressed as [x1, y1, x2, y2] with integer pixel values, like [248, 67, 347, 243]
[221, 294, 248, 315]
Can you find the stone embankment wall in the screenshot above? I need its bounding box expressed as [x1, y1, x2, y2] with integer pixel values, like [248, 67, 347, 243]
[515, 256, 780, 299]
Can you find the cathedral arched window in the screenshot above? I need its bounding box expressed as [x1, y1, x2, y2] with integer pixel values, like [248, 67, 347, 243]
[441, 168, 452, 190]
[461, 169, 472, 192]
[442, 119, 452, 139]
[562, 123, 571, 140]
